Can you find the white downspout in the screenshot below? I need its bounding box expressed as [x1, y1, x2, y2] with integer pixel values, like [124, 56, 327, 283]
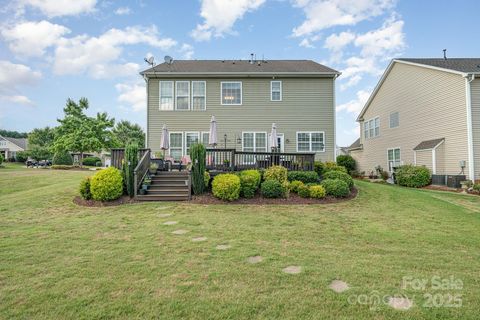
[414, 150, 417, 165]
[432, 148, 437, 174]
[143, 74, 149, 149]
[465, 74, 475, 180]
[333, 74, 338, 161]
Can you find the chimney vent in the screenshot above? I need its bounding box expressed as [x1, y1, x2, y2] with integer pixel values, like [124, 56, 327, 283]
[443, 49, 447, 60]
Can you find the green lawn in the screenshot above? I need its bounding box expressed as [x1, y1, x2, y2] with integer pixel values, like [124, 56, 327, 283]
[1, 163, 479, 319]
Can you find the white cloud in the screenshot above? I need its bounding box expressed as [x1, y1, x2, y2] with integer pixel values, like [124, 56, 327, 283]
[299, 38, 315, 48]
[1, 20, 70, 57]
[115, 82, 146, 112]
[115, 7, 131, 15]
[337, 89, 371, 114]
[17, 0, 97, 17]
[354, 18, 405, 57]
[292, 0, 395, 37]
[324, 31, 355, 51]
[191, 0, 265, 41]
[0, 60, 41, 106]
[53, 25, 177, 78]
[179, 43, 194, 60]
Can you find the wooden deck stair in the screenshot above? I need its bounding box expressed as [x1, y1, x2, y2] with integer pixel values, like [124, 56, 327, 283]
[136, 171, 191, 201]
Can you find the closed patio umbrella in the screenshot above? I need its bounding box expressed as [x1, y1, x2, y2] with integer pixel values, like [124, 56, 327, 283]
[209, 116, 217, 146]
[160, 124, 169, 159]
[270, 123, 278, 152]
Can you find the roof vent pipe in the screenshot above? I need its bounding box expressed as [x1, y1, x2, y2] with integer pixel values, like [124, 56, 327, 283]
[443, 49, 447, 60]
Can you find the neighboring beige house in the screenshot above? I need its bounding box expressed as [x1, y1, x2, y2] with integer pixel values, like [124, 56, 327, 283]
[350, 58, 480, 184]
[140, 59, 340, 161]
[0, 135, 28, 160]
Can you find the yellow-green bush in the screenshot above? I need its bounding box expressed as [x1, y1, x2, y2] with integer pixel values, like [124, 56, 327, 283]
[212, 174, 241, 201]
[239, 169, 261, 198]
[323, 161, 348, 174]
[204, 171, 211, 189]
[289, 180, 304, 193]
[263, 165, 288, 184]
[90, 167, 123, 201]
[297, 184, 311, 198]
[309, 185, 326, 199]
[323, 170, 354, 190]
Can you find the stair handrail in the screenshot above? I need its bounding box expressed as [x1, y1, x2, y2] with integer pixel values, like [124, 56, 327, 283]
[134, 150, 151, 198]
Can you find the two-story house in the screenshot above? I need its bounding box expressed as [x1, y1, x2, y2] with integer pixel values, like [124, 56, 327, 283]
[349, 58, 480, 184]
[140, 59, 340, 162]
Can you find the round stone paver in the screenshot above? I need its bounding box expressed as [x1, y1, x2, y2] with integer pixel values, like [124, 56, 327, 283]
[282, 266, 302, 274]
[163, 221, 178, 225]
[158, 213, 172, 218]
[388, 297, 413, 310]
[246, 256, 263, 264]
[172, 229, 189, 235]
[192, 237, 207, 242]
[216, 244, 231, 250]
[329, 280, 349, 293]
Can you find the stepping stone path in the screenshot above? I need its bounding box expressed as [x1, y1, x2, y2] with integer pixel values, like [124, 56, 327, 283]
[172, 229, 189, 235]
[388, 297, 413, 310]
[216, 244, 231, 250]
[246, 256, 263, 264]
[282, 266, 302, 274]
[192, 237, 207, 242]
[163, 221, 178, 225]
[158, 213, 172, 218]
[329, 280, 349, 293]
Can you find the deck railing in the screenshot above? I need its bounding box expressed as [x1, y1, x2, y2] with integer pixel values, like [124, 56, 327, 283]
[205, 148, 315, 171]
[133, 150, 151, 197]
[111, 148, 150, 169]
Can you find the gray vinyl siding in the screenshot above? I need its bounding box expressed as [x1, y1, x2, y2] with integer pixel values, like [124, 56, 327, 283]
[471, 78, 480, 180]
[146, 77, 335, 161]
[358, 62, 469, 176]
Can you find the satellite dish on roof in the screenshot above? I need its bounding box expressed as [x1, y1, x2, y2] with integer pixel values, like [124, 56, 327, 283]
[144, 56, 155, 66]
[164, 55, 173, 64]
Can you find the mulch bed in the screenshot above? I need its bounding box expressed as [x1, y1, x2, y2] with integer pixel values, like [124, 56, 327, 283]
[73, 196, 138, 207]
[191, 187, 358, 205]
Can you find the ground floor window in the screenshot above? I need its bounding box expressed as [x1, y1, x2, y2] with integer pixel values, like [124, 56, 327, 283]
[185, 132, 200, 155]
[388, 148, 401, 171]
[169, 132, 183, 161]
[242, 132, 267, 152]
[296, 132, 325, 152]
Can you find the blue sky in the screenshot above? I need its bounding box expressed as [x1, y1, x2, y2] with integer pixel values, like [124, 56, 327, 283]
[0, 0, 478, 147]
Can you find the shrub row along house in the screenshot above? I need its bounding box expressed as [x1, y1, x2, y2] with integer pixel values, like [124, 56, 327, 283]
[140, 59, 340, 161]
[349, 58, 480, 186]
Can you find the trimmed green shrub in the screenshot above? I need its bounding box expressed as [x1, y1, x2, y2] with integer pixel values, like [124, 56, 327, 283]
[123, 143, 138, 197]
[16, 151, 29, 163]
[323, 161, 348, 174]
[395, 165, 431, 188]
[287, 171, 319, 184]
[473, 183, 480, 193]
[336, 155, 356, 174]
[321, 179, 350, 197]
[309, 185, 326, 199]
[314, 161, 324, 177]
[212, 174, 241, 201]
[323, 170, 354, 190]
[261, 180, 286, 198]
[297, 184, 311, 198]
[190, 143, 207, 195]
[53, 150, 73, 165]
[0, 153, 3, 166]
[204, 171, 211, 189]
[263, 165, 288, 184]
[79, 177, 92, 200]
[289, 180, 304, 193]
[90, 167, 123, 201]
[82, 156, 101, 167]
[239, 169, 261, 198]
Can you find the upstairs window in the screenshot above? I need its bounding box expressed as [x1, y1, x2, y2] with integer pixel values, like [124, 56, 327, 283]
[365, 117, 380, 139]
[271, 81, 282, 101]
[192, 81, 206, 110]
[159, 81, 173, 110]
[221, 82, 242, 105]
[296, 132, 325, 152]
[390, 112, 399, 128]
[175, 81, 190, 110]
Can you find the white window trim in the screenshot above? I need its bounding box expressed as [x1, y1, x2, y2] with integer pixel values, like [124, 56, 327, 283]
[365, 116, 380, 139]
[159, 81, 174, 111]
[387, 147, 401, 172]
[221, 81, 242, 105]
[242, 131, 268, 152]
[270, 80, 282, 101]
[184, 131, 200, 155]
[192, 81, 206, 111]
[175, 81, 190, 111]
[169, 132, 184, 158]
[296, 131, 325, 153]
[389, 112, 399, 129]
[201, 131, 210, 145]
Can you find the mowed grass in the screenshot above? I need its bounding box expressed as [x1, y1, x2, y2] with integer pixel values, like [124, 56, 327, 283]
[0, 163, 479, 319]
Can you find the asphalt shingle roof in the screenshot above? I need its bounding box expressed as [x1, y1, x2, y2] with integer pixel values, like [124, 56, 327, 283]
[347, 138, 362, 150]
[398, 58, 480, 73]
[141, 60, 339, 75]
[413, 138, 445, 151]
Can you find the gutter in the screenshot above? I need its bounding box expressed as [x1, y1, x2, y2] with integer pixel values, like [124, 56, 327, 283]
[139, 71, 341, 78]
[143, 74, 149, 149]
[465, 73, 475, 181]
